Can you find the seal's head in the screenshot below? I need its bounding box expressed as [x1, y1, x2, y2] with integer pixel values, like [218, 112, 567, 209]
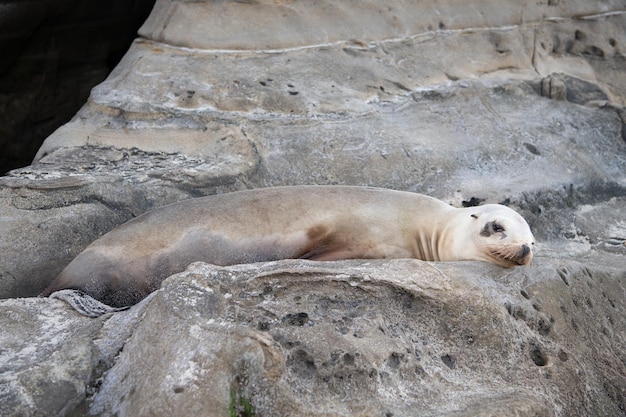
[459, 204, 535, 267]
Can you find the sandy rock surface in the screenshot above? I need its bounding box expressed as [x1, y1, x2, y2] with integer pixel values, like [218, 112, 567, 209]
[1, 0, 625, 416]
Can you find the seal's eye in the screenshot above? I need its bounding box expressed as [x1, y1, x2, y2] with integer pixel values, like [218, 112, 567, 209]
[480, 221, 504, 237]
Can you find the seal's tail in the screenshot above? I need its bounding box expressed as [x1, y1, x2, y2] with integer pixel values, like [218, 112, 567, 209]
[47, 289, 129, 317]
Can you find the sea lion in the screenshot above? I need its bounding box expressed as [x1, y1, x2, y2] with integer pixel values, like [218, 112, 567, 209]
[42, 186, 535, 310]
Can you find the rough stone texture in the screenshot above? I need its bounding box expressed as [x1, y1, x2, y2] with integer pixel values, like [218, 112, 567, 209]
[0, 292, 155, 417]
[2, 259, 624, 416]
[0, 0, 625, 416]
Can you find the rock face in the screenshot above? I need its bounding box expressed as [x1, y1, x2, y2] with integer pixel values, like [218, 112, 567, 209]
[0, 0, 625, 416]
[2, 259, 625, 416]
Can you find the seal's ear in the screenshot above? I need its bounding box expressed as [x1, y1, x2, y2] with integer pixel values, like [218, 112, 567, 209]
[471, 214, 478, 219]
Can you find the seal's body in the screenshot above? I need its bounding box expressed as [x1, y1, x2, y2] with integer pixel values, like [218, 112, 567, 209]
[42, 186, 534, 308]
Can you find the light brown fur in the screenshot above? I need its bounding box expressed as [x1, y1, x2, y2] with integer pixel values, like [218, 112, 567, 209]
[42, 186, 535, 307]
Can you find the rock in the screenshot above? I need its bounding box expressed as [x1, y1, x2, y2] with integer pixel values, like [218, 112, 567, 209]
[0, 292, 155, 417]
[0, 297, 98, 417]
[2, 259, 624, 416]
[541, 75, 568, 100]
[1, 0, 626, 415]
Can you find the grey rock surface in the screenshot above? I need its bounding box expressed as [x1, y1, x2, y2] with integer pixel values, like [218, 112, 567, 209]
[2, 259, 624, 416]
[0, 292, 155, 417]
[1, 0, 625, 416]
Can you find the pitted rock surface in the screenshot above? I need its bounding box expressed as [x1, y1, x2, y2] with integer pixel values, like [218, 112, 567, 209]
[4, 259, 622, 416]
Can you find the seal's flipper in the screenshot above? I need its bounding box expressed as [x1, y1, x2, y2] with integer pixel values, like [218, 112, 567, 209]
[49, 289, 129, 317]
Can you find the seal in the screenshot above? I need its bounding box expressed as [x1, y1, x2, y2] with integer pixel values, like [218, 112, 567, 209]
[41, 186, 534, 310]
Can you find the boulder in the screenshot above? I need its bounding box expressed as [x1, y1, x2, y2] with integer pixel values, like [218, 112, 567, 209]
[2, 259, 624, 416]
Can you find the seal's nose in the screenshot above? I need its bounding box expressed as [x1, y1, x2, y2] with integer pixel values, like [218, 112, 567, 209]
[521, 244, 531, 258]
